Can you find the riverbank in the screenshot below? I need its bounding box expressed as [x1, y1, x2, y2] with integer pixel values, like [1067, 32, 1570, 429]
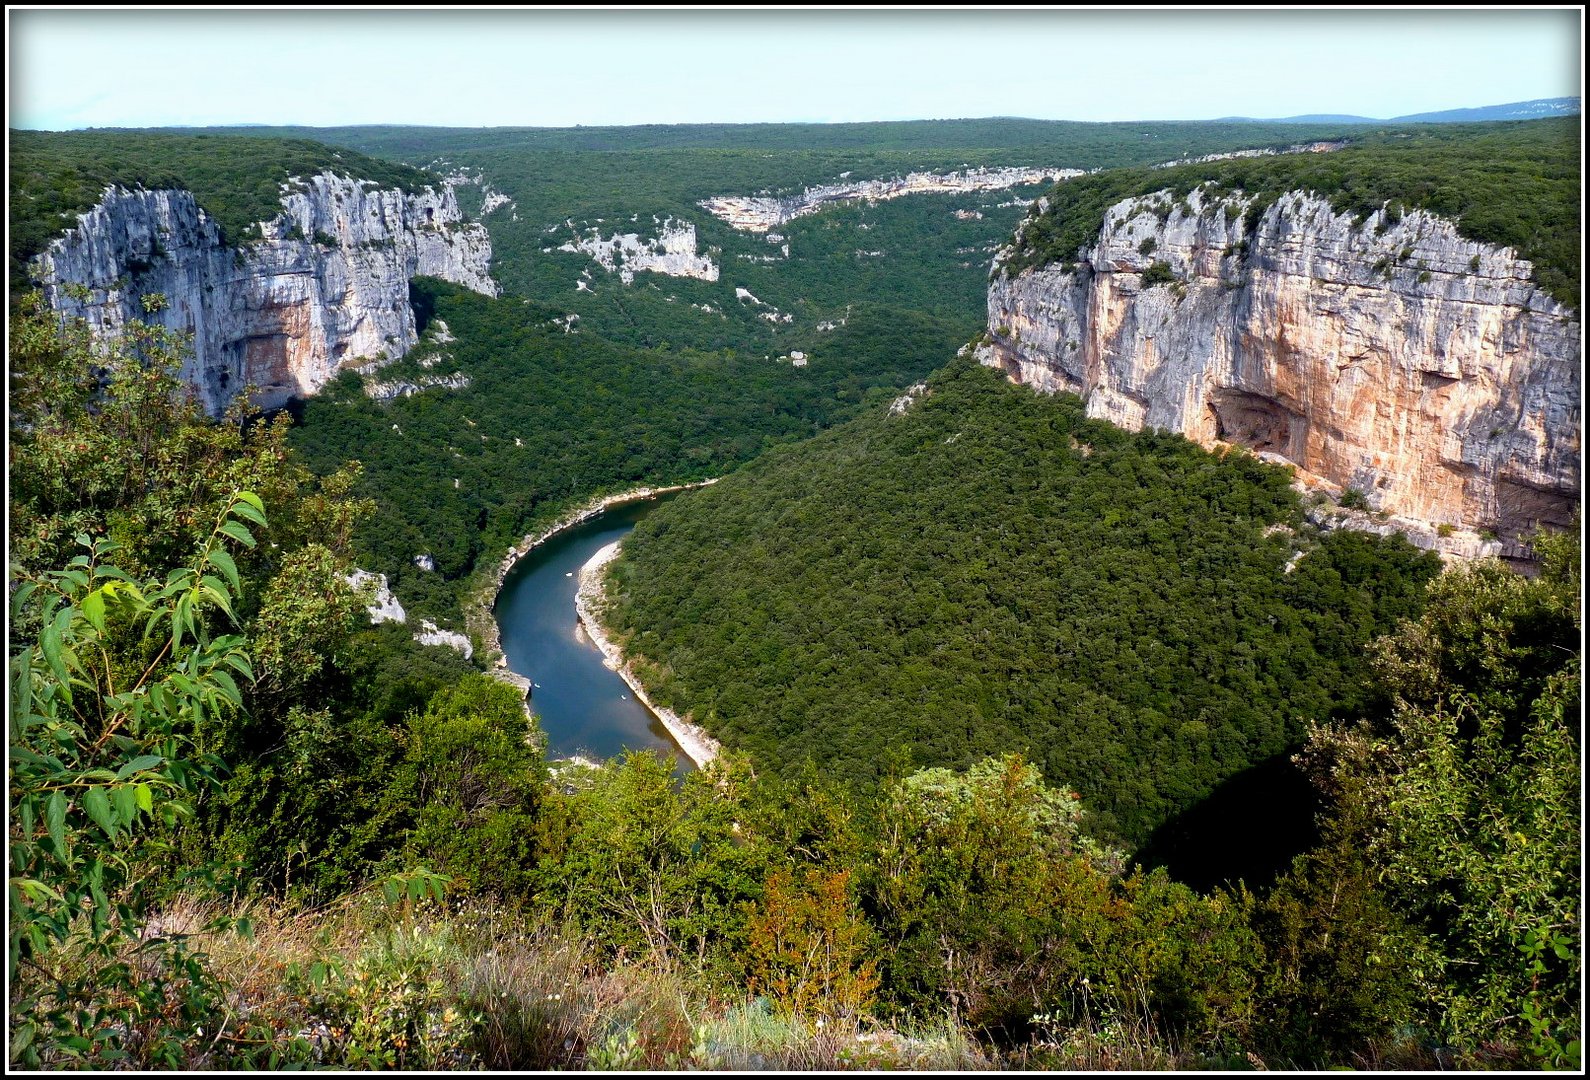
[466, 480, 718, 685]
[574, 540, 722, 770]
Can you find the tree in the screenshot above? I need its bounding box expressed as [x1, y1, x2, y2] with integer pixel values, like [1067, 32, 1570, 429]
[9, 496, 263, 1067]
[1298, 531, 1581, 1066]
[744, 867, 879, 1019]
[391, 674, 549, 896]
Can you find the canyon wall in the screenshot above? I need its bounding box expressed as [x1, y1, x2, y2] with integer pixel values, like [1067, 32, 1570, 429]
[978, 187, 1581, 549]
[33, 173, 497, 416]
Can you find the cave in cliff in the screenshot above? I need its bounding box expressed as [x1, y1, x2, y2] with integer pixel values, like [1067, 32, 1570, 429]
[1205, 388, 1307, 461]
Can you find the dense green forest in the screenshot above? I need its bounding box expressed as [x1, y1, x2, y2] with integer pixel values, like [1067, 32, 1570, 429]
[287, 280, 966, 624]
[9, 295, 1579, 1070]
[8, 130, 436, 289]
[1004, 118, 1581, 307]
[603, 360, 1444, 846]
[154, 116, 1373, 158]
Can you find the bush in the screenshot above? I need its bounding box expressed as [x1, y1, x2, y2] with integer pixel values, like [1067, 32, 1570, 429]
[1140, 260, 1177, 287]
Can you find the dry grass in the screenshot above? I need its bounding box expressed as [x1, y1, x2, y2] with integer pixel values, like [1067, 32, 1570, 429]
[21, 892, 1288, 1071]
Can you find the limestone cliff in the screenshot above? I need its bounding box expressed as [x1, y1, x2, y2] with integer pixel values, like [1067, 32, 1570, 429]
[32, 173, 497, 415]
[978, 187, 1581, 549]
[702, 166, 1073, 232]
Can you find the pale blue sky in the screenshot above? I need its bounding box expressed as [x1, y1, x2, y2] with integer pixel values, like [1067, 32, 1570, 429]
[7, 8, 1583, 131]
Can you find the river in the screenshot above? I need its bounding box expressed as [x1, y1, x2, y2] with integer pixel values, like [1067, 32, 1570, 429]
[492, 493, 693, 775]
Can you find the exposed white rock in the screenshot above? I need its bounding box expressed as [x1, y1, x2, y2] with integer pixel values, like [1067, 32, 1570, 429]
[889, 382, 931, 416]
[701, 165, 1074, 232]
[557, 218, 718, 282]
[434, 165, 516, 216]
[34, 173, 497, 416]
[980, 185, 1581, 548]
[416, 619, 472, 659]
[364, 370, 470, 401]
[414, 554, 436, 572]
[1149, 140, 1347, 171]
[344, 568, 406, 624]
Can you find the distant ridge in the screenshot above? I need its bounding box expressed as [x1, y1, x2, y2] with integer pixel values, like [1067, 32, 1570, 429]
[1222, 96, 1579, 124]
[1391, 97, 1580, 123]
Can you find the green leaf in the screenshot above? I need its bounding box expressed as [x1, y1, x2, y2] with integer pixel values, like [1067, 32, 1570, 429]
[41, 608, 73, 703]
[45, 791, 66, 855]
[80, 589, 107, 635]
[209, 669, 241, 708]
[16, 878, 65, 907]
[217, 520, 256, 548]
[115, 755, 165, 779]
[111, 784, 139, 826]
[206, 548, 241, 593]
[200, 579, 237, 624]
[134, 784, 154, 813]
[84, 785, 117, 839]
[233, 491, 267, 524]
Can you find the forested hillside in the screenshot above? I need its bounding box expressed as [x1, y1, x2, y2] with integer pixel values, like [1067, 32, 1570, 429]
[604, 360, 1443, 845]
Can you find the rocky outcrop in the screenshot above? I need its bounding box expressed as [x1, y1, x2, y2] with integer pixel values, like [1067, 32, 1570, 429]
[33, 173, 497, 416]
[344, 567, 477, 658]
[345, 569, 406, 624]
[556, 217, 718, 283]
[978, 187, 1581, 547]
[702, 166, 1075, 232]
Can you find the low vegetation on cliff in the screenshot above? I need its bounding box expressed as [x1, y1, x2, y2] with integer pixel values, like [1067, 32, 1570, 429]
[1005, 118, 1580, 308]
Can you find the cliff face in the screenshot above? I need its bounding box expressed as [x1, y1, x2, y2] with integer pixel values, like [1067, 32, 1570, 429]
[979, 188, 1581, 546]
[701, 166, 1074, 232]
[33, 173, 497, 415]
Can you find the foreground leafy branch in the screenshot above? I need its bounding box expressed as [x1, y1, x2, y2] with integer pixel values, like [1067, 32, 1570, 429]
[8, 492, 264, 1067]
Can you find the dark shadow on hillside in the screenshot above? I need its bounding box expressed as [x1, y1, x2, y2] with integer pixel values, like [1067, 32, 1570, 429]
[1132, 753, 1320, 893]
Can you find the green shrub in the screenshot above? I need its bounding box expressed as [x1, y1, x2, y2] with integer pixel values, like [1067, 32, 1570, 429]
[1140, 260, 1177, 287]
